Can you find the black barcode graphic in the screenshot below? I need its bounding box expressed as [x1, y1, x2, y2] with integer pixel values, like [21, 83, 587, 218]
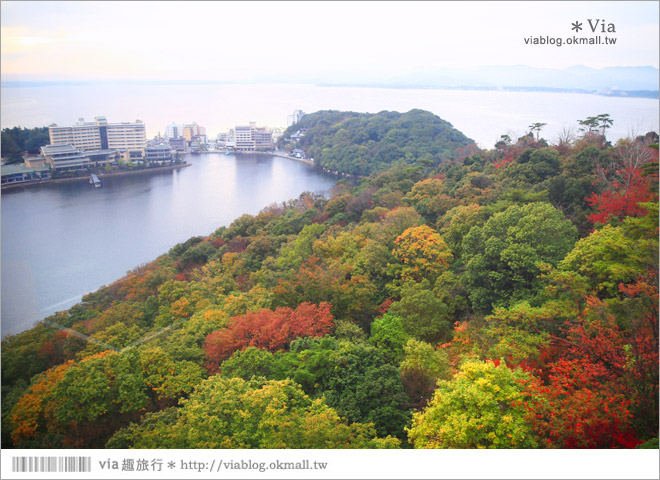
[11, 456, 92, 473]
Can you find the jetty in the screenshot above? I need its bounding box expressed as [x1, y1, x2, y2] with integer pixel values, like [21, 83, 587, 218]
[89, 174, 101, 187]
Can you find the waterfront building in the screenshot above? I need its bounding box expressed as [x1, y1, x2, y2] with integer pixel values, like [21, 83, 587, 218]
[234, 122, 274, 152]
[87, 149, 119, 167]
[145, 145, 174, 164]
[40, 144, 90, 171]
[168, 137, 188, 153]
[49, 117, 146, 153]
[49, 119, 103, 150]
[23, 155, 49, 169]
[235, 123, 256, 151]
[254, 129, 273, 150]
[1, 164, 51, 186]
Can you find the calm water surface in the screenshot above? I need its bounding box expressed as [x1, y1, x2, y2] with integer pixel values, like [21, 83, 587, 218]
[1, 153, 336, 337]
[2, 83, 658, 148]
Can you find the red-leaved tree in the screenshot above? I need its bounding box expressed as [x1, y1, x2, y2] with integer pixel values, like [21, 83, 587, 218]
[204, 302, 334, 373]
[586, 136, 658, 224]
[522, 357, 640, 448]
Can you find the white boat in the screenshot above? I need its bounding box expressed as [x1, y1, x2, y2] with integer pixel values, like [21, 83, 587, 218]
[90, 174, 101, 188]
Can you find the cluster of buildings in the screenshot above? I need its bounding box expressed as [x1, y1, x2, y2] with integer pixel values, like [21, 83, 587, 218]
[2, 110, 305, 186]
[163, 122, 207, 153]
[162, 121, 276, 153]
[2, 116, 166, 185]
[39, 116, 158, 171]
[10, 116, 172, 175]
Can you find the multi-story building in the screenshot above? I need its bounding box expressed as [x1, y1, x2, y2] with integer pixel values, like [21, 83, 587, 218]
[48, 117, 146, 161]
[165, 123, 182, 139]
[87, 150, 119, 167]
[145, 145, 174, 164]
[49, 119, 103, 150]
[234, 123, 256, 151]
[254, 128, 273, 150]
[168, 137, 188, 153]
[234, 122, 273, 151]
[182, 122, 206, 142]
[287, 110, 305, 127]
[40, 144, 90, 171]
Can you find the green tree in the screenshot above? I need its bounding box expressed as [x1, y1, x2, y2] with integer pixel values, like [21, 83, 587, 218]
[219, 346, 278, 380]
[400, 339, 451, 409]
[108, 376, 399, 448]
[528, 122, 547, 140]
[323, 343, 410, 438]
[559, 220, 656, 296]
[462, 202, 577, 313]
[407, 360, 537, 448]
[402, 178, 453, 224]
[369, 314, 411, 364]
[388, 280, 453, 343]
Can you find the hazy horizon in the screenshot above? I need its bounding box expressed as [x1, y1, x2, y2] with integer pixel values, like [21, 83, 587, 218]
[2, 1, 658, 84]
[2, 64, 659, 93]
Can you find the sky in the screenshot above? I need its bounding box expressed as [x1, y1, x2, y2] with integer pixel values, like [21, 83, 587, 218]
[1, 1, 658, 83]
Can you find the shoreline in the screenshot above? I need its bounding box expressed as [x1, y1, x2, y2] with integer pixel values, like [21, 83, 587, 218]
[188, 149, 316, 166]
[229, 149, 316, 166]
[238, 151, 355, 177]
[1, 162, 191, 190]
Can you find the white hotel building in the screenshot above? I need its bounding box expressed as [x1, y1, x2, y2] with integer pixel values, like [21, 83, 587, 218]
[48, 116, 147, 162]
[233, 122, 273, 152]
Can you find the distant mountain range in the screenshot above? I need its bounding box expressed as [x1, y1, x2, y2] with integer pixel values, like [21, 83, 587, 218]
[3, 65, 658, 98]
[317, 65, 660, 97]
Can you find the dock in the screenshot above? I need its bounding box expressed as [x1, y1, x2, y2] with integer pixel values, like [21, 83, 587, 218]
[90, 174, 101, 187]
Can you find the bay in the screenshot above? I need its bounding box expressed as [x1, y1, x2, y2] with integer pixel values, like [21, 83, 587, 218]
[1, 153, 337, 337]
[1, 82, 658, 336]
[1, 82, 658, 148]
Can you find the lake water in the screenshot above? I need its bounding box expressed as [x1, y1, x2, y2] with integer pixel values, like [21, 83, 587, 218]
[1, 82, 658, 148]
[1, 83, 658, 336]
[1, 154, 337, 337]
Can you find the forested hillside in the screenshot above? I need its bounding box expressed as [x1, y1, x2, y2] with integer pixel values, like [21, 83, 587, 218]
[1, 126, 50, 164]
[2, 111, 658, 450]
[278, 110, 475, 176]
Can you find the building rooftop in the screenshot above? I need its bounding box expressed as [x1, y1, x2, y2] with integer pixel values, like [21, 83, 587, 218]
[1, 164, 50, 175]
[86, 149, 119, 155]
[41, 144, 81, 154]
[146, 144, 174, 150]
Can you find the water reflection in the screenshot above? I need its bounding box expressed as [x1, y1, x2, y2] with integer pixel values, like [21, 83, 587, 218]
[1, 153, 336, 337]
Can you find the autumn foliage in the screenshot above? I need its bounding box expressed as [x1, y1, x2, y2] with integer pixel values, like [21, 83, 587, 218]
[2, 112, 658, 451]
[204, 302, 334, 373]
[586, 168, 655, 224]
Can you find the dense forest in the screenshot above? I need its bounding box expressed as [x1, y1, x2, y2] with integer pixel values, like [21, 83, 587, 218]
[278, 109, 475, 176]
[2, 110, 658, 450]
[1, 126, 51, 164]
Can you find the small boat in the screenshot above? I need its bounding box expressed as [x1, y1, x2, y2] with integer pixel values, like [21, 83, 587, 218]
[225, 150, 231, 155]
[90, 174, 101, 188]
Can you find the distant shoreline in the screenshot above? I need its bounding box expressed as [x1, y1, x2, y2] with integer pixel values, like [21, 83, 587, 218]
[1, 162, 191, 190]
[3, 80, 657, 99]
[253, 150, 316, 166]
[191, 150, 316, 165]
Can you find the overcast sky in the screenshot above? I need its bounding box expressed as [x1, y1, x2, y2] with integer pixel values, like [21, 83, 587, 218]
[1, 1, 658, 82]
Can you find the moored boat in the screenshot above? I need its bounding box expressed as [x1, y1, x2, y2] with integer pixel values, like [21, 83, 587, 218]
[90, 174, 101, 187]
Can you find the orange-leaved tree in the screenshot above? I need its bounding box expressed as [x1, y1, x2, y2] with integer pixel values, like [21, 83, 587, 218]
[204, 302, 334, 373]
